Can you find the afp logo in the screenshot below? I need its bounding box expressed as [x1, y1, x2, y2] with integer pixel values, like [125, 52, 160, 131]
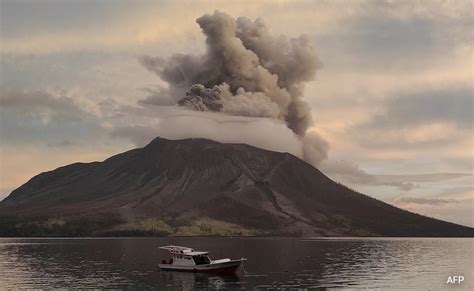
[446, 275, 464, 284]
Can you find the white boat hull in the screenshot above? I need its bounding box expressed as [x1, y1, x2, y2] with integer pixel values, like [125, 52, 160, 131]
[159, 258, 245, 275]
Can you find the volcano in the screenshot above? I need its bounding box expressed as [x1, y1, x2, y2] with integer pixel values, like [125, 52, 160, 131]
[1, 137, 472, 237]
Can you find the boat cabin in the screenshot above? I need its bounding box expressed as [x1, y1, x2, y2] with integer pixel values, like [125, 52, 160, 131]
[159, 245, 212, 266]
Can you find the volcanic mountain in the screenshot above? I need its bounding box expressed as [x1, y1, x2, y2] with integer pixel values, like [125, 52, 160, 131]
[1, 137, 472, 237]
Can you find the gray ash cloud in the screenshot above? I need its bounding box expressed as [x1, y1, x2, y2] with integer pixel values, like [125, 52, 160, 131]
[140, 10, 326, 165]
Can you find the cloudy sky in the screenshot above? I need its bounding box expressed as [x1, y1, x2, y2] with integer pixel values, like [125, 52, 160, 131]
[0, 0, 472, 226]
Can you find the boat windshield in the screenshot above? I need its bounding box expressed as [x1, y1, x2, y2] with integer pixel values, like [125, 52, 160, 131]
[192, 255, 211, 265]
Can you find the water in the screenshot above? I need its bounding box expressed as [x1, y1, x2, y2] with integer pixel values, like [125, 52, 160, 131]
[0, 237, 472, 290]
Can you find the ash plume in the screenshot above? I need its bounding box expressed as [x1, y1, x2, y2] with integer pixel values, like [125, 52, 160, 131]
[140, 10, 327, 165]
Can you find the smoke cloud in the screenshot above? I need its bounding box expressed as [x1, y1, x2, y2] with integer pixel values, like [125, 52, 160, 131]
[110, 108, 305, 158]
[140, 10, 327, 165]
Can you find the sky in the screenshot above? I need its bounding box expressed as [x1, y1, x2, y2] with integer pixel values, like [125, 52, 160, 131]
[0, 0, 472, 227]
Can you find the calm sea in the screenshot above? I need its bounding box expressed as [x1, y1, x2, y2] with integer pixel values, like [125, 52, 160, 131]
[0, 237, 472, 289]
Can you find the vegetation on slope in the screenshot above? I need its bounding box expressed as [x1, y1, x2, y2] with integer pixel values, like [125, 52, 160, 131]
[0, 215, 257, 237]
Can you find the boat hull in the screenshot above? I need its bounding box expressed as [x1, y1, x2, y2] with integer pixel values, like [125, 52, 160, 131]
[159, 259, 244, 275]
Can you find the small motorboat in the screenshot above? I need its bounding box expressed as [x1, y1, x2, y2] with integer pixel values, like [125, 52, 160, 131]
[158, 245, 247, 275]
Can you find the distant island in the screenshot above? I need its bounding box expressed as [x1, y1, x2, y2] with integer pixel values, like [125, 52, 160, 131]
[1, 137, 472, 237]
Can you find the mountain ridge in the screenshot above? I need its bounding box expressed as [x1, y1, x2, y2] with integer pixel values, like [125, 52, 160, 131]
[1, 137, 472, 237]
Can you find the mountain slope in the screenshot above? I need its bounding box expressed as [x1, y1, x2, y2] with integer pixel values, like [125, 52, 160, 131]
[1, 137, 472, 237]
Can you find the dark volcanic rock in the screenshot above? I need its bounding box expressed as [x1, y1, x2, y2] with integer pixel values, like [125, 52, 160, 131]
[1, 137, 473, 237]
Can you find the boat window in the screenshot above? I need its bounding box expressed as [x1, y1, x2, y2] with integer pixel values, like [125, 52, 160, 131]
[192, 255, 211, 265]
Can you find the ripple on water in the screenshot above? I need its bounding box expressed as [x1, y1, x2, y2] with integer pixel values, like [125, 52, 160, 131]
[0, 237, 472, 289]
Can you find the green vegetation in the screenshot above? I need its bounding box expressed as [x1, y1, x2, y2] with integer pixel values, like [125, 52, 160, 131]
[105, 218, 174, 236]
[0, 214, 121, 237]
[0, 215, 258, 237]
[175, 218, 257, 236]
[141, 218, 174, 234]
[104, 217, 257, 237]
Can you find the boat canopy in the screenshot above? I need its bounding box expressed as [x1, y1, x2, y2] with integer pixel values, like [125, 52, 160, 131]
[159, 245, 209, 256]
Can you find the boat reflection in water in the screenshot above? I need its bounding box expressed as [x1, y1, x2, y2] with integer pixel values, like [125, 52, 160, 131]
[158, 271, 242, 290]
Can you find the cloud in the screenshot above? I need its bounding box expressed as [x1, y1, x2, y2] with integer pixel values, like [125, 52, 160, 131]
[139, 10, 329, 166]
[369, 85, 473, 129]
[0, 0, 194, 54]
[323, 15, 435, 67]
[392, 187, 474, 227]
[320, 160, 416, 191]
[315, 0, 473, 73]
[138, 87, 177, 106]
[347, 84, 473, 151]
[378, 173, 473, 183]
[109, 124, 159, 148]
[0, 88, 90, 122]
[0, 88, 104, 145]
[397, 197, 459, 206]
[2, 0, 471, 56]
[47, 139, 74, 148]
[139, 10, 320, 136]
[320, 160, 472, 191]
[109, 107, 305, 158]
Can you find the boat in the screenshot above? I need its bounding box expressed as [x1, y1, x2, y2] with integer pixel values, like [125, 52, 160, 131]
[158, 245, 247, 275]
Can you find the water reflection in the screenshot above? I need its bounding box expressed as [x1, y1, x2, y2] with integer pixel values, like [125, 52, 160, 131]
[0, 237, 472, 289]
[158, 272, 241, 290]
